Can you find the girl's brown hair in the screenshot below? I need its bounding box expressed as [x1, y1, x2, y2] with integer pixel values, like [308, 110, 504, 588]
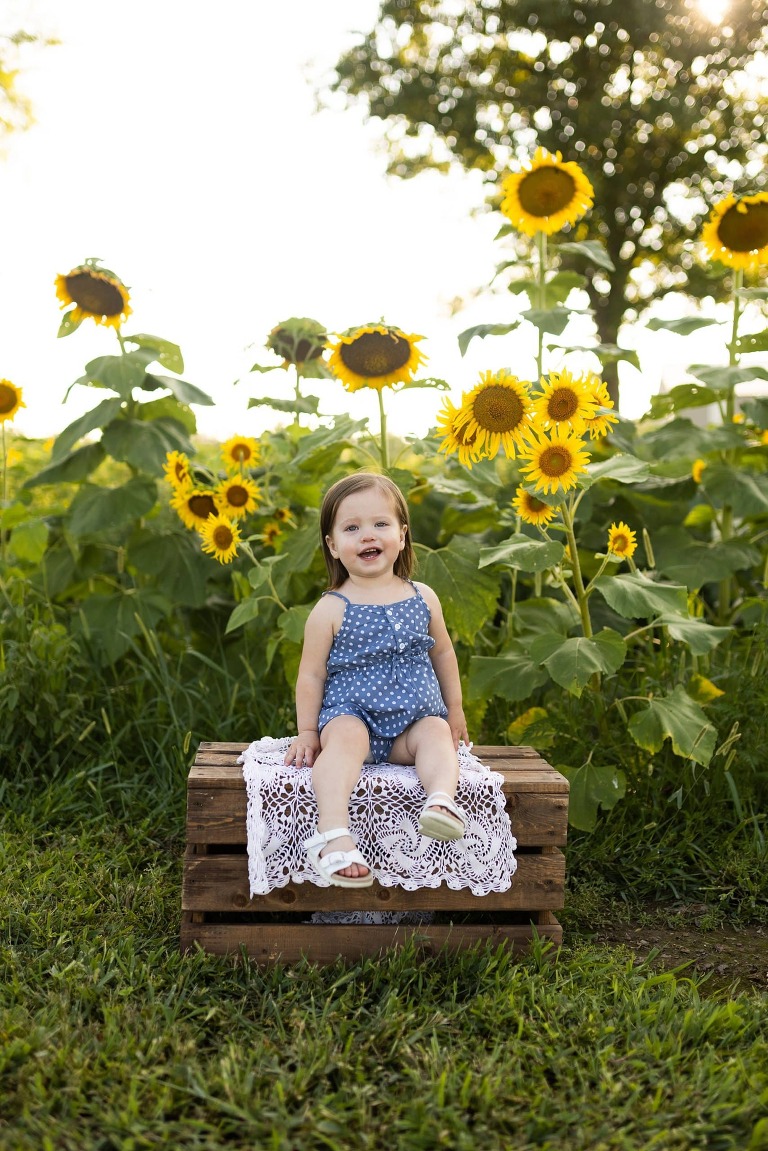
[320, 472, 415, 588]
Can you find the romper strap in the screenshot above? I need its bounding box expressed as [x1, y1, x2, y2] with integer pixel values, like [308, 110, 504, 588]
[322, 590, 351, 604]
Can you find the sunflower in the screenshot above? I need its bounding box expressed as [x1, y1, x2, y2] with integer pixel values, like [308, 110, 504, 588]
[327, 324, 426, 392]
[267, 317, 327, 365]
[518, 426, 591, 495]
[215, 475, 260, 519]
[272, 506, 297, 526]
[0, 380, 25, 423]
[221, 435, 260, 471]
[580, 374, 619, 440]
[455, 370, 534, 460]
[171, 487, 218, 531]
[701, 192, 768, 271]
[162, 449, 192, 490]
[692, 458, 707, 484]
[500, 148, 594, 237]
[436, 398, 486, 468]
[199, 514, 241, 564]
[259, 521, 283, 547]
[512, 485, 559, 527]
[531, 369, 598, 435]
[607, 521, 637, 560]
[55, 260, 132, 328]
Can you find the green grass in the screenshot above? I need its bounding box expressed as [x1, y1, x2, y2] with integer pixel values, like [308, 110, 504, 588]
[2, 779, 767, 1151]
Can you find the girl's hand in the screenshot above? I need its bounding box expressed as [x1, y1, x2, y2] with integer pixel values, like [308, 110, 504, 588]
[447, 707, 469, 750]
[285, 730, 321, 768]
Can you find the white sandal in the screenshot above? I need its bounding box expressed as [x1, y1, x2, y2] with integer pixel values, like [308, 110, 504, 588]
[303, 826, 374, 888]
[419, 792, 466, 841]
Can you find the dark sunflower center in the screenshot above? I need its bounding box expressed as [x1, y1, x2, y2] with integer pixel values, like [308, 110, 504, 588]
[518, 167, 577, 218]
[65, 271, 124, 316]
[230, 444, 252, 463]
[612, 534, 628, 552]
[538, 446, 571, 477]
[473, 386, 525, 432]
[189, 494, 217, 519]
[174, 462, 188, 482]
[0, 384, 17, 414]
[547, 387, 580, 420]
[526, 494, 549, 513]
[456, 420, 479, 447]
[213, 525, 235, 548]
[226, 484, 249, 508]
[717, 201, 768, 253]
[340, 332, 411, 378]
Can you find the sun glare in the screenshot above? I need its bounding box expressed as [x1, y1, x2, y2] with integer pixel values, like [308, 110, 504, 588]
[697, 0, 730, 23]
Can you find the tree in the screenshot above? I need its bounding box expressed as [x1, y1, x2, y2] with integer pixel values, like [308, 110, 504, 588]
[328, 0, 768, 404]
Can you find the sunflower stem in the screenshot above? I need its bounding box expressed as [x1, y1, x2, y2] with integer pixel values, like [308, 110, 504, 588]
[1, 422, 6, 566]
[717, 268, 743, 623]
[535, 232, 547, 381]
[294, 365, 303, 426]
[377, 389, 389, 471]
[560, 500, 592, 640]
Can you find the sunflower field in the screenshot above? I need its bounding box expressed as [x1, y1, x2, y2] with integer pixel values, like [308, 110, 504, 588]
[2, 154, 768, 914]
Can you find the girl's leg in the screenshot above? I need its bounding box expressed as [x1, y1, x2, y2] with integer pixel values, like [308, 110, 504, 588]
[388, 716, 460, 817]
[312, 715, 371, 879]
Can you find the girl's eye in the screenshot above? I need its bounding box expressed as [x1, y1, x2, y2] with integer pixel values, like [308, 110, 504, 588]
[344, 524, 358, 532]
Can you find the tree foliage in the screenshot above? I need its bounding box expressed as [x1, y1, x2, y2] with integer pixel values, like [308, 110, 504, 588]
[1, 28, 57, 146]
[328, 1, 768, 357]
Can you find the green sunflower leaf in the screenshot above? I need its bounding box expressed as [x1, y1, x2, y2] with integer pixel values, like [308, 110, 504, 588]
[101, 417, 192, 474]
[144, 373, 214, 406]
[479, 534, 565, 573]
[521, 307, 573, 336]
[652, 526, 761, 586]
[8, 519, 49, 564]
[129, 531, 211, 608]
[248, 396, 321, 415]
[457, 321, 521, 357]
[124, 333, 185, 373]
[414, 538, 500, 644]
[75, 587, 170, 665]
[468, 648, 549, 703]
[628, 686, 717, 766]
[225, 595, 263, 634]
[57, 309, 85, 338]
[688, 363, 768, 390]
[592, 572, 688, 618]
[52, 397, 124, 460]
[397, 377, 450, 391]
[648, 384, 720, 418]
[651, 614, 731, 655]
[23, 442, 106, 489]
[68, 477, 158, 538]
[646, 317, 720, 336]
[554, 240, 615, 271]
[529, 629, 627, 697]
[701, 464, 768, 516]
[79, 351, 157, 398]
[557, 761, 626, 832]
[581, 453, 650, 487]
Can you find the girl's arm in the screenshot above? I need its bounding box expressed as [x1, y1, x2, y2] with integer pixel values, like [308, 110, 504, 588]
[284, 597, 340, 767]
[417, 582, 469, 749]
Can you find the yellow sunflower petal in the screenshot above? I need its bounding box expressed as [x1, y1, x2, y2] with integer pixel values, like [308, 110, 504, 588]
[512, 485, 559, 526]
[199, 513, 241, 564]
[214, 475, 261, 519]
[221, 435, 260, 471]
[500, 147, 594, 237]
[607, 521, 638, 560]
[0, 379, 25, 423]
[518, 426, 591, 495]
[55, 262, 131, 328]
[170, 487, 218, 531]
[701, 192, 768, 271]
[436, 398, 487, 468]
[531, 369, 598, 435]
[162, 450, 192, 490]
[457, 369, 534, 460]
[327, 324, 426, 392]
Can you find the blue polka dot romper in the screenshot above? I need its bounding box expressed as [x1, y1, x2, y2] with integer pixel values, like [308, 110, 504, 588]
[318, 582, 449, 763]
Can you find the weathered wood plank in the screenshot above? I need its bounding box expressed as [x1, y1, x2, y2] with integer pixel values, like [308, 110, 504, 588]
[179, 916, 563, 963]
[182, 849, 566, 913]
[185, 787, 569, 847]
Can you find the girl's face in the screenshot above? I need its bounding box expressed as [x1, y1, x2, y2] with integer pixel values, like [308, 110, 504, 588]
[325, 487, 406, 582]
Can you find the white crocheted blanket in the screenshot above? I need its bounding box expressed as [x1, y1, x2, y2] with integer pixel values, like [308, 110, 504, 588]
[238, 736, 517, 897]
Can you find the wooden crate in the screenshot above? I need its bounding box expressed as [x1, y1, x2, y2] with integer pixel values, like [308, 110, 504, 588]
[180, 742, 569, 964]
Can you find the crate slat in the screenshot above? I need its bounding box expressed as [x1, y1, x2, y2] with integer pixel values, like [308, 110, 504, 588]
[182, 849, 565, 913]
[180, 915, 563, 963]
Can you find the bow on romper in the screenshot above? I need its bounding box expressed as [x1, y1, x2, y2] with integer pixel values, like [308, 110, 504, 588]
[318, 582, 448, 763]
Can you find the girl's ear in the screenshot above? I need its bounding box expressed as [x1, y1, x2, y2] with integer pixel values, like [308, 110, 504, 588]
[325, 534, 338, 558]
[399, 524, 407, 551]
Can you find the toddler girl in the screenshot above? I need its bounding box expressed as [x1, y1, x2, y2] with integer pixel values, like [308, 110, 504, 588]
[285, 472, 469, 887]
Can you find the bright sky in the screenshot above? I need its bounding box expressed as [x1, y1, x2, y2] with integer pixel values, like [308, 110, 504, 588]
[3, 0, 725, 444]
